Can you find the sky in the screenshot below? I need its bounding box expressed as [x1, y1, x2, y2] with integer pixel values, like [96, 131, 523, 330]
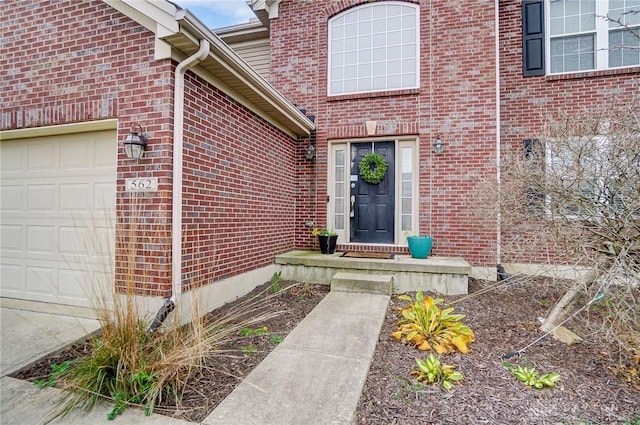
[174, 0, 257, 29]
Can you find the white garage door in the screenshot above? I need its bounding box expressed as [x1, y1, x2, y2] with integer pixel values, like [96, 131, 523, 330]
[1, 130, 116, 307]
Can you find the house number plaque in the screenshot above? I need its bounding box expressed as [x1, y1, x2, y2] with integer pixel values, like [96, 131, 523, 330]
[125, 177, 158, 192]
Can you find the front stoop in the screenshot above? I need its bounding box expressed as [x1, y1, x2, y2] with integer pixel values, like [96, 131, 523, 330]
[275, 250, 470, 295]
[331, 271, 393, 295]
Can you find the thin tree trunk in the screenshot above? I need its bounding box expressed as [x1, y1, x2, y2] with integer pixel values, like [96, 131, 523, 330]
[541, 267, 601, 333]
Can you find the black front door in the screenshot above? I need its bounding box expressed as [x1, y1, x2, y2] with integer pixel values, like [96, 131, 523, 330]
[350, 142, 395, 243]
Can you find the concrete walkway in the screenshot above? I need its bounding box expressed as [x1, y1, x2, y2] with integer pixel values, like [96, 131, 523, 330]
[204, 291, 389, 425]
[0, 306, 100, 378]
[0, 291, 389, 424]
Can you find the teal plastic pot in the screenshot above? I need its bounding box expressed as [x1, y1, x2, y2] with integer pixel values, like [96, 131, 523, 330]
[407, 236, 433, 259]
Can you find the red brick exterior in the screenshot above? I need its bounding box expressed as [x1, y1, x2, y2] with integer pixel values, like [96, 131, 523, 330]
[271, 0, 499, 264]
[270, 0, 639, 266]
[2, 0, 301, 296]
[4, 0, 637, 301]
[499, 0, 640, 263]
[180, 73, 298, 291]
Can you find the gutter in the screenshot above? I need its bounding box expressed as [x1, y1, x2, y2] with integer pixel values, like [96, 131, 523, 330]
[149, 37, 210, 331]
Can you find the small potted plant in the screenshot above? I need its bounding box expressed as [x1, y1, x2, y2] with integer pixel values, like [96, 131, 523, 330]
[312, 228, 338, 254]
[404, 231, 433, 259]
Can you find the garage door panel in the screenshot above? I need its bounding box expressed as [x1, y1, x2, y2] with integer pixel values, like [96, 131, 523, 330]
[1, 264, 23, 292]
[95, 183, 116, 211]
[28, 142, 57, 171]
[61, 140, 91, 169]
[28, 184, 56, 211]
[1, 143, 24, 172]
[58, 268, 90, 300]
[59, 226, 88, 255]
[27, 225, 55, 253]
[95, 139, 117, 168]
[1, 130, 116, 307]
[1, 225, 24, 251]
[60, 183, 90, 211]
[1, 185, 24, 210]
[26, 266, 56, 296]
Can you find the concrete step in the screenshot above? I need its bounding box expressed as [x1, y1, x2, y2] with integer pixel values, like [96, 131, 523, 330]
[331, 271, 393, 295]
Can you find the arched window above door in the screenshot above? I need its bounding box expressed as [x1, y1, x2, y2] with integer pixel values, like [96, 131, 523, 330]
[328, 2, 419, 96]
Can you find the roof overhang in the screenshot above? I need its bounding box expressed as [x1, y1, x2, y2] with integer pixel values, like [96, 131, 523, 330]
[103, 0, 314, 138]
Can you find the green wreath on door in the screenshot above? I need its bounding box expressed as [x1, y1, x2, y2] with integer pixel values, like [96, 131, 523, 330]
[359, 153, 388, 184]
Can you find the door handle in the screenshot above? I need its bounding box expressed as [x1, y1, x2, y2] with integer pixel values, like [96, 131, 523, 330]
[350, 195, 355, 217]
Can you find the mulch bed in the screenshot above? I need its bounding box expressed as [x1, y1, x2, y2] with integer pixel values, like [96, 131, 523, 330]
[355, 277, 640, 424]
[13, 281, 329, 423]
[13, 277, 639, 424]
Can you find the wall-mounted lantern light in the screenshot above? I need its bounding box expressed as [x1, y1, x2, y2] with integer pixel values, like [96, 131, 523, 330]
[123, 123, 148, 160]
[304, 143, 316, 160]
[432, 135, 444, 154]
[304, 128, 317, 160]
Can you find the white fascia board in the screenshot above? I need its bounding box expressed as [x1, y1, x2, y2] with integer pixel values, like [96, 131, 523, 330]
[102, 0, 177, 60]
[250, 0, 282, 19]
[104, 0, 178, 32]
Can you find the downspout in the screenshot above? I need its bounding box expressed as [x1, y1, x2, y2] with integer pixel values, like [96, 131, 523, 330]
[494, 0, 508, 282]
[149, 38, 210, 331]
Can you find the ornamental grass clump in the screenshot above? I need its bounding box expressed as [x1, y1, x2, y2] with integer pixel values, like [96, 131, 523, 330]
[52, 201, 285, 420]
[391, 291, 475, 354]
[57, 289, 283, 420]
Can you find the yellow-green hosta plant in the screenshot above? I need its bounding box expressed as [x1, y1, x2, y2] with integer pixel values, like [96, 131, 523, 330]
[503, 362, 561, 389]
[412, 354, 463, 390]
[390, 291, 475, 354]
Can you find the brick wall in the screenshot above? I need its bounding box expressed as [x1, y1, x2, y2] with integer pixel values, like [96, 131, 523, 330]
[2, 0, 175, 296]
[180, 73, 298, 290]
[499, 0, 640, 263]
[2, 0, 302, 297]
[268, 0, 499, 265]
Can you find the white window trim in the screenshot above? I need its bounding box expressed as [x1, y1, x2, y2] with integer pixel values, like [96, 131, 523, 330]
[327, 1, 420, 96]
[543, 135, 610, 220]
[545, 0, 639, 74]
[327, 138, 419, 245]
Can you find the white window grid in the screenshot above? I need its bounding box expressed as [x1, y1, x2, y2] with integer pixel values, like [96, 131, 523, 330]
[328, 2, 419, 96]
[546, 0, 640, 74]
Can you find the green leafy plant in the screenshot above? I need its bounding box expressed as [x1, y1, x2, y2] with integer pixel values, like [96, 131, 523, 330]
[34, 360, 74, 389]
[270, 335, 284, 344]
[412, 354, 463, 390]
[240, 326, 268, 337]
[503, 362, 561, 389]
[269, 271, 282, 293]
[241, 345, 258, 356]
[312, 228, 337, 236]
[391, 291, 475, 354]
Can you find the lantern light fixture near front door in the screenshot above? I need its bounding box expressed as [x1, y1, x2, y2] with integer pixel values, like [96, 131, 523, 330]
[304, 128, 317, 160]
[304, 143, 315, 160]
[432, 134, 444, 154]
[123, 123, 148, 160]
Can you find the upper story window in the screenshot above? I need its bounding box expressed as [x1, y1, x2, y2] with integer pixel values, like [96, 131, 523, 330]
[328, 2, 419, 96]
[548, 0, 640, 73]
[522, 0, 640, 76]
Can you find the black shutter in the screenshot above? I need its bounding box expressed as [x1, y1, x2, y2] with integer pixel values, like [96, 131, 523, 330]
[522, 0, 545, 77]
